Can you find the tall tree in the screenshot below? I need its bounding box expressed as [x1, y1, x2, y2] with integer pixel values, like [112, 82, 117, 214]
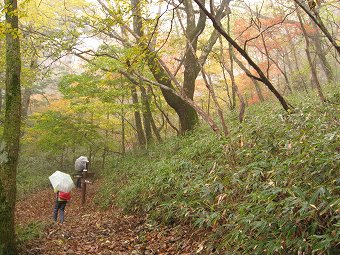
[102, 0, 231, 133]
[177, 0, 231, 131]
[193, 0, 291, 111]
[130, 0, 154, 144]
[0, 0, 21, 254]
[293, 0, 340, 56]
[131, 85, 146, 146]
[310, 22, 335, 84]
[295, 4, 326, 102]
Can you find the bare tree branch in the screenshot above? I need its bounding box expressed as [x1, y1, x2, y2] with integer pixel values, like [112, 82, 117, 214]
[192, 0, 292, 111]
[293, 0, 340, 55]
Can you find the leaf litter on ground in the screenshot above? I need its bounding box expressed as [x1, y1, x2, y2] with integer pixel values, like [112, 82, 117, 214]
[16, 183, 212, 255]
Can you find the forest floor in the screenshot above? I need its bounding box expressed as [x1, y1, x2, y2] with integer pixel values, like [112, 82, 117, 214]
[16, 184, 208, 255]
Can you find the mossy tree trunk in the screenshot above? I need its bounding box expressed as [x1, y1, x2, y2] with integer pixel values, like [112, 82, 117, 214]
[0, 0, 21, 254]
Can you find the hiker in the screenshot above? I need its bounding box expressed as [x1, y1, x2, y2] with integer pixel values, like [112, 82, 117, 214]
[74, 156, 89, 188]
[53, 188, 71, 224]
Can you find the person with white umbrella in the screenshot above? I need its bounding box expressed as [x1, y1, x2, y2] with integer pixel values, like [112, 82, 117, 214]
[74, 156, 89, 188]
[49, 171, 75, 224]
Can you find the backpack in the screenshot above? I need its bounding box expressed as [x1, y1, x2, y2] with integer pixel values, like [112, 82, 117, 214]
[58, 191, 71, 201]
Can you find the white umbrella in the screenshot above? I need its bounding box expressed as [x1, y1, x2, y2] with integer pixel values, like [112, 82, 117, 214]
[75, 156, 89, 172]
[49, 171, 75, 192]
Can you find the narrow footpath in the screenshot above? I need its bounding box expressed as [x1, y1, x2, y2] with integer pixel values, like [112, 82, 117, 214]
[16, 184, 208, 255]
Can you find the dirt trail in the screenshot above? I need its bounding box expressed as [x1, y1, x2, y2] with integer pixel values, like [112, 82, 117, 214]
[16, 184, 206, 255]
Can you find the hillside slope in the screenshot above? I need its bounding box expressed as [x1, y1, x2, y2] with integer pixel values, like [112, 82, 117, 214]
[98, 91, 339, 254]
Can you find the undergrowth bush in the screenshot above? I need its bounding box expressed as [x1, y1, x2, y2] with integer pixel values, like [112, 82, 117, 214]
[17, 151, 59, 199]
[99, 90, 339, 254]
[17, 221, 45, 245]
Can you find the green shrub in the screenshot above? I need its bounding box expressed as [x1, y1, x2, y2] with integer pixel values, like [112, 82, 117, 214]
[99, 90, 339, 254]
[17, 221, 45, 245]
[16, 152, 57, 199]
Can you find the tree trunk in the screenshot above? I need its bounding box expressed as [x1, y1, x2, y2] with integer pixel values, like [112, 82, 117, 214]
[176, 0, 231, 132]
[203, 71, 229, 136]
[282, 58, 293, 93]
[131, 86, 146, 146]
[310, 23, 334, 84]
[146, 55, 196, 134]
[0, 89, 3, 112]
[228, 49, 245, 122]
[21, 87, 32, 118]
[101, 113, 109, 170]
[288, 35, 309, 92]
[306, 49, 325, 101]
[128, 0, 231, 134]
[60, 148, 65, 170]
[88, 113, 94, 168]
[296, 6, 326, 102]
[147, 86, 162, 142]
[88, 146, 92, 171]
[130, 0, 151, 143]
[227, 14, 245, 115]
[150, 117, 162, 142]
[139, 84, 153, 144]
[0, 0, 21, 253]
[131, 0, 180, 133]
[149, 85, 179, 135]
[220, 63, 233, 108]
[284, 50, 296, 91]
[121, 111, 126, 155]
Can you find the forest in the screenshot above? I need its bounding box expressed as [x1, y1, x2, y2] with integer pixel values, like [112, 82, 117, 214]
[0, 0, 339, 254]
